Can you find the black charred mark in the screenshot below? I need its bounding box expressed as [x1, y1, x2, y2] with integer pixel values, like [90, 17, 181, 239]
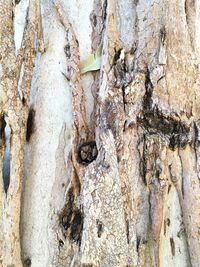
[170, 237, 175, 256]
[24, 258, 31, 266]
[96, 219, 103, 238]
[139, 69, 190, 149]
[59, 188, 83, 245]
[138, 106, 189, 141]
[64, 44, 71, 58]
[26, 108, 35, 142]
[138, 106, 189, 150]
[78, 141, 98, 165]
[167, 218, 170, 227]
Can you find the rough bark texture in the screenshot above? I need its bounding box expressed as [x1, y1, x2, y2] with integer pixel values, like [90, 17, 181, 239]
[0, 0, 200, 267]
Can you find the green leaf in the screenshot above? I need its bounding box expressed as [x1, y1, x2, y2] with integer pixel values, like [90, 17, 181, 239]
[81, 45, 102, 74]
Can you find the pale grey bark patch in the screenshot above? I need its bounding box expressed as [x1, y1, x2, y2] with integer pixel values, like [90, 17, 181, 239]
[116, 0, 137, 51]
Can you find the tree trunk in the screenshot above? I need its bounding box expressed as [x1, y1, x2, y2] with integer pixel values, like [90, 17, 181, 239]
[0, 0, 200, 266]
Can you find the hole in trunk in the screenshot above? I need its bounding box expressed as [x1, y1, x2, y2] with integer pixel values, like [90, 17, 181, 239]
[77, 141, 98, 165]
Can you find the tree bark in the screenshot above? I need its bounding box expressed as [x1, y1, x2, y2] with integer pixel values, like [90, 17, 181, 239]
[0, 0, 200, 267]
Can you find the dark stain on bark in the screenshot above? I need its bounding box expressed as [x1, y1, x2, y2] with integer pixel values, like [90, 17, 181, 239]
[168, 184, 172, 194]
[26, 108, 35, 142]
[14, 0, 21, 4]
[136, 236, 141, 252]
[160, 26, 166, 45]
[138, 106, 189, 148]
[136, 236, 147, 252]
[59, 188, 83, 245]
[164, 220, 166, 235]
[139, 134, 147, 185]
[138, 69, 190, 150]
[64, 42, 71, 58]
[170, 237, 175, 256]
[96, 219, 103, 237]
[24, 258, 31, 266]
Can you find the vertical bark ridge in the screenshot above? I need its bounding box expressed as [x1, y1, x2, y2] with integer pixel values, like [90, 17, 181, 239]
[0, 0, 39, 265]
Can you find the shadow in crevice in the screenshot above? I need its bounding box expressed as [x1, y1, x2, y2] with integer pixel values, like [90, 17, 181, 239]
[3, 122, 11, 193]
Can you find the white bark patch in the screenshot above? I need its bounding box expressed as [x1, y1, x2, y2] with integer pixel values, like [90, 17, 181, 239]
[14, 0, 29, 52]
[22, 6, 73, 266]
